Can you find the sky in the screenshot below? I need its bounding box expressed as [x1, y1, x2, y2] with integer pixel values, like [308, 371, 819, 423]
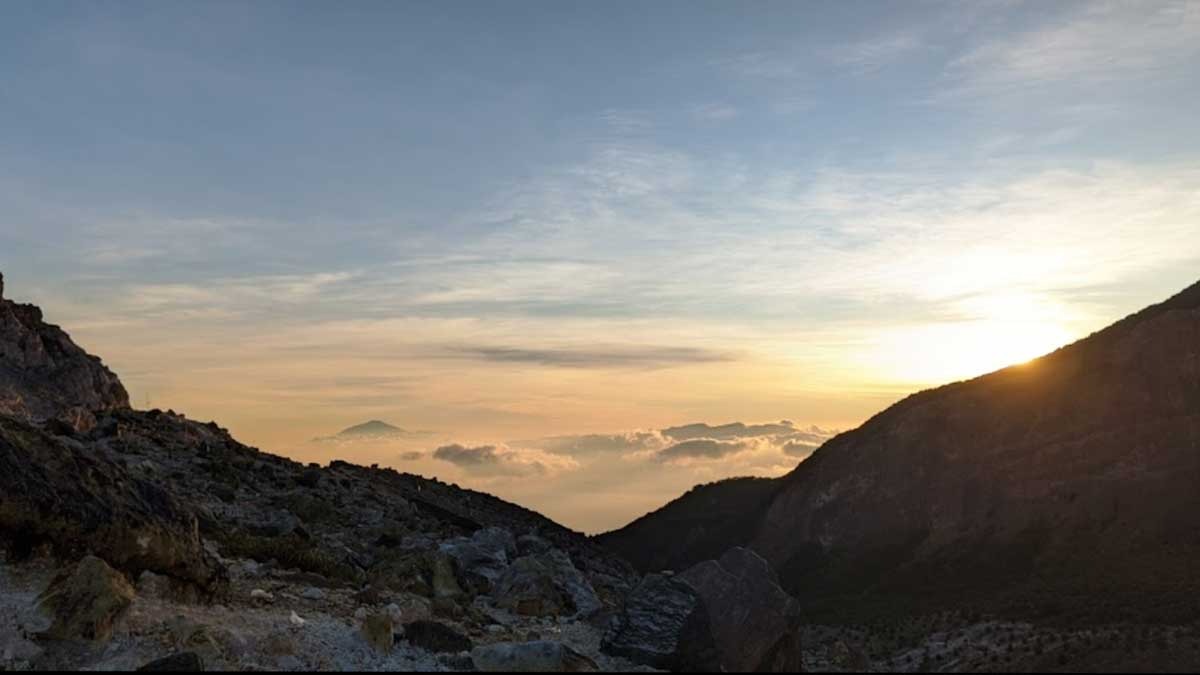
[1, 0, 1199, 532]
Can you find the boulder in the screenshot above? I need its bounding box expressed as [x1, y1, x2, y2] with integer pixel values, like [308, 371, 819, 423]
[678, 547, 803, 672]
[600, 573, 719, 672]
[36, 555, 135, 642]
[360, 612, 394, 654]
[491, 550, 601, 619]
[440, 527, 516, 592]
[403, 620, 472, 654]
[368, 549, 464, 599]
[471, 641, 599, 672]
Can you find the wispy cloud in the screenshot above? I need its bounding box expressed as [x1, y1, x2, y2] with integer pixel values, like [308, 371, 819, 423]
[442, 344, 734, 369]
[826, 32, 923, 73]
[942, 0, 1200, 99]
[711, 51, 805, 80]
[691, 102, 739, 122]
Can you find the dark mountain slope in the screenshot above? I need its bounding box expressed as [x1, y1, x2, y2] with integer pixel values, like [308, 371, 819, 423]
[595, 477, 780, 573]
[602, 279, 1200, 622]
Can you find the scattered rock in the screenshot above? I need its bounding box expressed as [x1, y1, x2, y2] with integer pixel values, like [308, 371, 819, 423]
[289, 611, 306, 627]
[36, 555, 136, 643]
[404, 620, 473, 654]
[0, 634, 43, 670]
[472, 640, 599, 672]
[600, 573, 719, 672]
[438, 652, 476, 670]
[250, 589, 274, 604]
[136, 651, 206, 671]
[678, 547, 803, 672]
[301, 587, 324, 601]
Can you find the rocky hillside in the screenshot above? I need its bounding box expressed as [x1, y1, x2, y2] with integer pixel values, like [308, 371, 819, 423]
[0, 273, 128, 424]
[601, 279, 1200, 625]
[0, 275, 806, 672]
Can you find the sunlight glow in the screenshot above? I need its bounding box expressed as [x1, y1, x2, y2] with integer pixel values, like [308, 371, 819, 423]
[865, 292, 1075, 384]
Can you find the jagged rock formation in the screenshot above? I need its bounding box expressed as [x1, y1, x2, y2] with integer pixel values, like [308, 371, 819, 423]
[601, 279, 1200, 623]
[0, 273, 129, 423]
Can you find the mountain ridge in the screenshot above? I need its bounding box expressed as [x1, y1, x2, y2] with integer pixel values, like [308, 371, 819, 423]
[600, 278, 1200, 623]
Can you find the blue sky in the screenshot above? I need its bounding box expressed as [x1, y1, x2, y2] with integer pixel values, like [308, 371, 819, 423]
[2, 1, 1199, 530]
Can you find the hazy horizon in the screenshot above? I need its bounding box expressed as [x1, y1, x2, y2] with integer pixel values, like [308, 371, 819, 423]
[3, 0, 1199, 532]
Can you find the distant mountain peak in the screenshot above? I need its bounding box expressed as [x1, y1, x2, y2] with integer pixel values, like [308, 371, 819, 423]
[311, 419, 431, 443]
[339, 419, 403, 436]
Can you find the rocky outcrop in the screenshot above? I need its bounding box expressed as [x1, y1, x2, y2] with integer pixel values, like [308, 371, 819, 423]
[0, 273, 129, 421]
[600, 573, 720, 672]
[679, 547, 802, 672]
[0, 415, 226, 594]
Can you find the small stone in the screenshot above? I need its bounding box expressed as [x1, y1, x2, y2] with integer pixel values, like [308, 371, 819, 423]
[301, 587, 324, 601]
[136, 651, 205, 671]
[385, 602, 403, 623]
[289, 611, 306, 627]
[250, 588, 274, 604]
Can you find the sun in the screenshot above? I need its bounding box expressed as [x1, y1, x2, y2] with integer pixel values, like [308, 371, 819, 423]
[866, 293, 1076, 385]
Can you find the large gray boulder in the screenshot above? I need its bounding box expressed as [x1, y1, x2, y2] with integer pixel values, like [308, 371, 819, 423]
[440, 527, 517, 592]
[600, 573, 720, 672]
[679, 547, 803, 672]
[492, 549, 601, 619]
